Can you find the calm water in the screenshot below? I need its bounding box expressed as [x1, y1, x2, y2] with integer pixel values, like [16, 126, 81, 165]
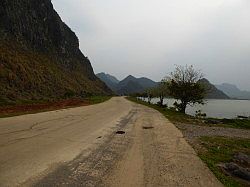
[143, 98, 250, 119]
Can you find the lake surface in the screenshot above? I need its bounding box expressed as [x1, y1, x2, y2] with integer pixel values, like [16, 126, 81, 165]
[143, 98, 250, 119]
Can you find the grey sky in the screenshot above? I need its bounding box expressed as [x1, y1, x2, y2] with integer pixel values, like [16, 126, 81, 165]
[52, 0, 250, 91]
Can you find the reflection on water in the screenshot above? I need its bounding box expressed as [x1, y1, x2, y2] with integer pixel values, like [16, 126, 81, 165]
[146, 98, 250, 119]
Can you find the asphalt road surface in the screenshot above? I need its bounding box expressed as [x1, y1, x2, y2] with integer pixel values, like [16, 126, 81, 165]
[0, 97, 222, 186]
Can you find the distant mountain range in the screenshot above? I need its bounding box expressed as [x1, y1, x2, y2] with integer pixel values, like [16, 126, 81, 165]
[97, 73, 230, 99]
[96, 73, 158, 95]
[216, 83, 250, 100]
[116, 75, 158, 95]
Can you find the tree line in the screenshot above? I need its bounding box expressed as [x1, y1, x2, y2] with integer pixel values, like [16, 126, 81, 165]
[133, 65, 207, 114]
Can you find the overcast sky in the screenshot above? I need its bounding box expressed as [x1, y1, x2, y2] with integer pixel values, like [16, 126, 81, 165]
[52, 0, 250, 91]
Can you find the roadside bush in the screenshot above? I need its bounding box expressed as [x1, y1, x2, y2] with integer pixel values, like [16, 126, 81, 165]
[64, 90, 76, 98]
[195, 110, 207, 119]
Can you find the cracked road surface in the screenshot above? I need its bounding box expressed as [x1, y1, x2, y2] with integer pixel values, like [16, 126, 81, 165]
[0, 97, 222, 186]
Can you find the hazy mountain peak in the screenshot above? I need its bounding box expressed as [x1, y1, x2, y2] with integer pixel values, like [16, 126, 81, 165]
[125, 75, 137, 80]
[199, 79, 230, 99]
[97, 73, 158, 95]
[216, 83, 250, 100]
[220, 83, 240, 91]
[97, 72, 119, 84]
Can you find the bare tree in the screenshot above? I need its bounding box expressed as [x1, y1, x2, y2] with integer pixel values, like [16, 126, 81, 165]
[165, 65, 206, 113]
[153, 80, 169, 107]
[145, 88, 154, 104]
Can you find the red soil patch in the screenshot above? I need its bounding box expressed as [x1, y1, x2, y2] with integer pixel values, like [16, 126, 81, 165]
[0, 98, 90, 117]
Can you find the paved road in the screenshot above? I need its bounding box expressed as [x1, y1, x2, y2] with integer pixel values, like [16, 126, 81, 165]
[0, 97, 222, 186]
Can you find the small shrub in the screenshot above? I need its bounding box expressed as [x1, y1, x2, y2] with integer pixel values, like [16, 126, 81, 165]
[195, 110, 207, 119]
[64, 90, 75, 98]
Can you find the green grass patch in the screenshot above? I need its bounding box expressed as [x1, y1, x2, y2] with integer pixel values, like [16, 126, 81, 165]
[127, 97, 250, 129]
[199, 136, 250, 187]
[204, 118, 250, 129]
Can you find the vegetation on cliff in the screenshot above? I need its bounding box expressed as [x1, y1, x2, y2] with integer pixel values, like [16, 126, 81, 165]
[0, 0, 112, 105]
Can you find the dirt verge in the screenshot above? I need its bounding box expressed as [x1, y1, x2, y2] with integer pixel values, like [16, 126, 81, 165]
[0, 99, 90, 117]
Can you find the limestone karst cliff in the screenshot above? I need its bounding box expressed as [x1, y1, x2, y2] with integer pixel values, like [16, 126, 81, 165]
[0, 0, 112, 104]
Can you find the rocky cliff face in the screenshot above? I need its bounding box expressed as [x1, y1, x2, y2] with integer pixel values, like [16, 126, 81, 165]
[0, 0, 112, 104]
[1, 0, 79, 55]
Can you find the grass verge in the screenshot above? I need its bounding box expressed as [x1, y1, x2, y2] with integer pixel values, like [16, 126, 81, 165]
[126, 97, 250, 129]
[199, 136, 250, 187]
